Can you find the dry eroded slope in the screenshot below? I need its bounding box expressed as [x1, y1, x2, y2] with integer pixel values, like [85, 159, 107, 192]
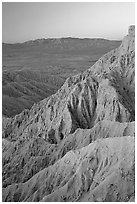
[2, 26, 135, 202]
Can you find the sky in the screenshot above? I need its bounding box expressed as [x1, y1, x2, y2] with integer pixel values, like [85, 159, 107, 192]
[2, 2, 135, 43]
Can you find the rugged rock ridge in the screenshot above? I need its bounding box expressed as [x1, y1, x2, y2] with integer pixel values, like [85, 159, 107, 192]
[3, 37, 121, 117]
[2, 26, 135, 202]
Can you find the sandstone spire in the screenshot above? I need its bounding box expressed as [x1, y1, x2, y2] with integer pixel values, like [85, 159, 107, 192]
[128, 25, 135, 36]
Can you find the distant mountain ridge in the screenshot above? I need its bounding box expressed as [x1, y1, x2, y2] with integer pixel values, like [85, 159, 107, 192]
[3, 37, 121, 54]
[3, 37, 121, 45]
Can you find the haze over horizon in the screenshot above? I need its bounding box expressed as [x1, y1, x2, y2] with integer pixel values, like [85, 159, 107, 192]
[2, 2, 135, 43]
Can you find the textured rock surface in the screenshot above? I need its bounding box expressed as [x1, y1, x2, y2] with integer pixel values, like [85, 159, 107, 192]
[2, 26, 135, 202]
[3, 136, 135, 202]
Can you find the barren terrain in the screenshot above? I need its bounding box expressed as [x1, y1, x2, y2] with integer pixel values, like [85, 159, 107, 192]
[2, 26, 135, 202]
[3, 38, 120, 117]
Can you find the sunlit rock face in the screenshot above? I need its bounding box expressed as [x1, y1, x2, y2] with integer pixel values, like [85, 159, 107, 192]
[128, 25, 135, 36]
[2, 26, 135, 202]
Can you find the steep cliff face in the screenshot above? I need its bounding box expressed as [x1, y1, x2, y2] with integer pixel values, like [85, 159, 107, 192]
[2, 26, 135, 202]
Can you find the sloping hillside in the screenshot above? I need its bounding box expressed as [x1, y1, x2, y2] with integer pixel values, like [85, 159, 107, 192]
[2, 70, 65, 117]
[2, 38, 121, 117]
[2, 26, 135, 202]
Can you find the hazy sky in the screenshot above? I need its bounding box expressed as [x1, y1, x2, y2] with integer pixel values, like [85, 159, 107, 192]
[2, 2, 135, 43]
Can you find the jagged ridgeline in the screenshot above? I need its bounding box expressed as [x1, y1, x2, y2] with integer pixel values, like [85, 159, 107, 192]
[2, 26, 135, 202]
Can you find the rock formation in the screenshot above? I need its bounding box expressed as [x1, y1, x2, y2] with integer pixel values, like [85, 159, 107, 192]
[2, 26, 135, 202]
